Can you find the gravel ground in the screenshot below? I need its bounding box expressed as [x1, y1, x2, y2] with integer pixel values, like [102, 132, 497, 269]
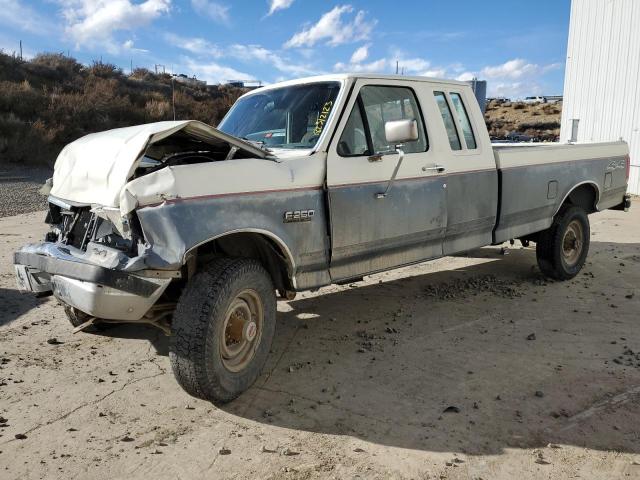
[0, 203, 639, 479]
[0, 164, 51, 218]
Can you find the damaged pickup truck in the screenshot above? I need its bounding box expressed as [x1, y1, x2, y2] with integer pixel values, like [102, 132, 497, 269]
[14, 74, 632, 403]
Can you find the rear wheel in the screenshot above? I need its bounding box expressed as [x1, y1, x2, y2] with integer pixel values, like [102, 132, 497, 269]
[169, 258, 276, 403]
[536, 205, 590, 280]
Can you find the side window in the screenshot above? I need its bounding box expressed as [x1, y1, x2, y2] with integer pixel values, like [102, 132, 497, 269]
[360, 86, 427, 154]
[449, 92, 477, 149]
[434, 92, 461, 150]
[337, 102, 369, 157]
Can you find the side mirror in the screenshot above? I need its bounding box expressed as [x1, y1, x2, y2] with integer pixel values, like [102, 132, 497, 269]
[385, 119, 419, 145]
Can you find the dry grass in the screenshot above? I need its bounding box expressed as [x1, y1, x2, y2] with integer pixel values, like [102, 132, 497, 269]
[0, 52, 245, 165]
[484, 99, 562, 141]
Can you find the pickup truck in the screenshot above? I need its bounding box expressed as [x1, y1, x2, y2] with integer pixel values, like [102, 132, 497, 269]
[14, 74, 632, 403]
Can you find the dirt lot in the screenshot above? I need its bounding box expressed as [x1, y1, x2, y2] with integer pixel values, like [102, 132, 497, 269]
[1, 203, 639, 480]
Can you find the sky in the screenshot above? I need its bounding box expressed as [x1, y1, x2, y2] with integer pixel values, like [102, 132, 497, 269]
[0, 0, 571, 98]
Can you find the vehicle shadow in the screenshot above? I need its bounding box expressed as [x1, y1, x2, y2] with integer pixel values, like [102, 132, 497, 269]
[0, 287, 48, 327]
[221, 243, 640, 455]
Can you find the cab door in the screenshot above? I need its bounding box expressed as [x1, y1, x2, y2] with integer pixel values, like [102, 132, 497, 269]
[431, 89, 498, 255]
[326, 80, 447, 281]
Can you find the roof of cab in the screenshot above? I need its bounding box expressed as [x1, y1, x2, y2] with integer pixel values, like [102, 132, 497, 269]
[237, 73, 470, 97]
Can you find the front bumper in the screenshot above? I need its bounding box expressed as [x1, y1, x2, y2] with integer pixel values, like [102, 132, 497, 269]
[14, 243, 172, 321]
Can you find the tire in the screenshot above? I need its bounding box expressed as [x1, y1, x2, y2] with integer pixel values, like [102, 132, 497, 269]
[169, 258, 276, 404]
[63, 305, 108, 331]
[536, 205, 590, 280]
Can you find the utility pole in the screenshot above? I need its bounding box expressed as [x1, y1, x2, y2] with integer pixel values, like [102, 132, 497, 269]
[130, 59, 133, 74]
[19, 40, 22, 61]
[172, 76, 176, 121]
[395, 60, 399, 75]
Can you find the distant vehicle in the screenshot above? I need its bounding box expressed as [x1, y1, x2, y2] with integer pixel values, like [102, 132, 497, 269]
[524, 95, 563, 104]
[506, 131, 533, 142]
[15, 74, 632, 403]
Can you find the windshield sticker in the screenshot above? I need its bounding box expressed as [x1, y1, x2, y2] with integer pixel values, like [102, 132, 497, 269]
[314, 101, 333, 136]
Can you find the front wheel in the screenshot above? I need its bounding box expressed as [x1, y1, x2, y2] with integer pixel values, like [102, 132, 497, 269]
[169, 258, 276, 403]
[536, 205, 590, 280]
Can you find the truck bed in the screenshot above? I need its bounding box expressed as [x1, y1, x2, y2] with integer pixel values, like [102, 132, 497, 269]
[492, 141, 629, 243]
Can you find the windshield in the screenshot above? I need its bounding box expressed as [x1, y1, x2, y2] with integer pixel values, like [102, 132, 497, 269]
[218, 82, 341, 149]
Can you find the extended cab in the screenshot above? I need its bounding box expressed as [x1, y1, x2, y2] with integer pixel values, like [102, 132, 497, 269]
[14, 74, 632, 403]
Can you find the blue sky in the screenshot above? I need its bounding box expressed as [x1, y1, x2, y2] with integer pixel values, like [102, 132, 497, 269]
[0, 0, 571, 98]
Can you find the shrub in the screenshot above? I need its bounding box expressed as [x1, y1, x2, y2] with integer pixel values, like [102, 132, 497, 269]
[0, 51, 246, 165]
[518, 121, 561, 130]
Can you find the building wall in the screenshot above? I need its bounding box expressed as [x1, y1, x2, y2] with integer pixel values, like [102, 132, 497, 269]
[561, 0, 640, 194]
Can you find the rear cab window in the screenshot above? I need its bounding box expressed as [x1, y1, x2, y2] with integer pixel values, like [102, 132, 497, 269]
[449, 92, 477, 149]
[434, 91, 462, 151]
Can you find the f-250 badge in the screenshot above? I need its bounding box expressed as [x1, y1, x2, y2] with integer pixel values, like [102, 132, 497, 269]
[283, 210, 315, 223]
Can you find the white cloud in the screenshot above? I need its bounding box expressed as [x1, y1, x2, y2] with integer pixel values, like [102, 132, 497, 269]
[183, 57, 252, 84]
[457, 58, 564, 98]
[334, 57, 387, 73]
[421, 68, 447, 78]
[350, 44, 369, 64]
[57, 0, 171, 54]
[284, 5, 376, 48]
[0, 0, 55, 34]
[190, 0, 229, 24]
[335, 50, 444, 77]
[267, 0, 294, 16]
[481, 58, 538, 80]
[167, 34, 319, 79]
[456, 71, 476, 81]
[164, 32, 222, 56]
[122, 39, 149, 53]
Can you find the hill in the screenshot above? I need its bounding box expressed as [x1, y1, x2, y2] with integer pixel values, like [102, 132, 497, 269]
[484, 99, 562, 142]
[0, 52, 246, 166]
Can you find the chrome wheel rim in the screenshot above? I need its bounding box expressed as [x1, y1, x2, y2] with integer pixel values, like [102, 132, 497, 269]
[562, 220, 584, 266]
[220, 289, 263, 372]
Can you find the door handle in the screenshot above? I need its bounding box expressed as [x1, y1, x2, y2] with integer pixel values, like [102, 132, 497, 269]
[422, 164, 445, 173]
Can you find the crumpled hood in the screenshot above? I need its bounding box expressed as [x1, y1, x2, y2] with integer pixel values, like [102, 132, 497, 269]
[49, 120, 268, 208]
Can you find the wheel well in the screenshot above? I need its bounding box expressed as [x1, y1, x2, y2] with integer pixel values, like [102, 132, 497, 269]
[188, 232, 293, 291]
[563, 183, 599, 214]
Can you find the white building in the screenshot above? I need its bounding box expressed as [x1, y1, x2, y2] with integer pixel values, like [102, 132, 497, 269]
[561, 0, 640, 194]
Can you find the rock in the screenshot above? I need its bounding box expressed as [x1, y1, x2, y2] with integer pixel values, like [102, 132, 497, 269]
[120, 436, 135, 442]
[261, 446, 277, 453]
[443, 406, 460, 413]
[353, 448, 365, 453]
[46, 338, 63, 345]
[626, 293, 634, 299]
[526, 333, 536, 341]
[219, 447, 231, 455]
[282, 448, 300, 456]
[535, 391, 544, 398]
[0, 416, 7, 424]
[15, 433, 27, 440]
